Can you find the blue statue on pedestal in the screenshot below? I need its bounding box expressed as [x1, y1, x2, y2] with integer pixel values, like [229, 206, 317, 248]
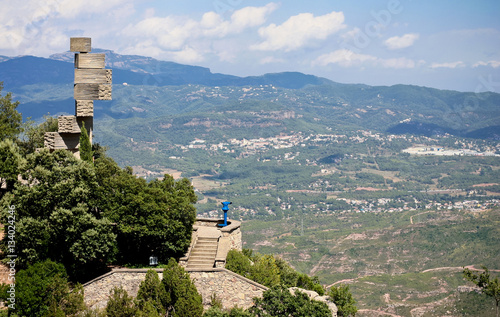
[218, 201, 232, 227]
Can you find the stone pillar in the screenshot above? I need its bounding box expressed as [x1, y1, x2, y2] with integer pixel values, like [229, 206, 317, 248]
[44, 37, 112, 155]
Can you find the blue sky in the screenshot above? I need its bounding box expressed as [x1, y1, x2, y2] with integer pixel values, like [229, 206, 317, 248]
[1, 0, 499, 92]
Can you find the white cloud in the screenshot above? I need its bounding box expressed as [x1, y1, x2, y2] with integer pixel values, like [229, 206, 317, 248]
[252, 11, 346, 51]
[0, 0, 134, 56]
[230, 3, 279, 32]
[166, 46, 205, 64]
[313, 50, 420, 69]
[313, 49, 377, 67]
[380, 57, 416, 69]
[122, 3, 278, 62]
[384, 33, 419, 50]
[200, 3, 278, 37]
[473, 60, 500, 68]
[430, 61, 466, 69]
[57, 0, 132, 19]
[259, 56, 286, 65]
[341, 27, 362, 40]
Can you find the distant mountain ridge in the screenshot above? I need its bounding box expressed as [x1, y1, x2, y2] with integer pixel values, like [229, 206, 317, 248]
[1, 49, 500, 140]
[0, 49, 333, 90]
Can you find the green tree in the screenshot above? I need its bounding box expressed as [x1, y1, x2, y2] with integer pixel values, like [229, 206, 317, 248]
[136, 269, 168, 314]
[225, 250, 324, 294]
[0, 139, 24, 195]
[96, 157, 197, 264]
[162, 258, 203, 317]
[20, 115, 58, 154]
[250, 285, 332, 317]
[15, 260, 85, 317]
[0, 149, 116, 280]
[105, 286, 138, 317]
[296, 273, 324, 296]
[225, 249, 252, 278]
[0, 82, 22, 141]
[137, 300, 162, 317]
[328, 284, 357, 317]
[250, 254, 280, 287]
[80, 122, 93, 163]
[203, 307, 255, 317]
[463, 266, 500, 317]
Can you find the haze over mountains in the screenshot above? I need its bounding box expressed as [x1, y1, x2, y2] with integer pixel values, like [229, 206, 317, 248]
[1, 49, 500, 140]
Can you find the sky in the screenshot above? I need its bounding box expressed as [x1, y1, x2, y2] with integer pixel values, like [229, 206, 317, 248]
[1, 0, 499, 92]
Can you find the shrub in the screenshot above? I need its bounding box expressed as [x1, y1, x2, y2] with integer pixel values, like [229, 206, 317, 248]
[328, 284, 358, 317]
[105, 286, 138, 317]
[162, 258, 203, 317]
[136, 269, 168, 315]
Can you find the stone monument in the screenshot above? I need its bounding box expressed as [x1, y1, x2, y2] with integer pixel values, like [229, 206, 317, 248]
[44, 37, 112, 157]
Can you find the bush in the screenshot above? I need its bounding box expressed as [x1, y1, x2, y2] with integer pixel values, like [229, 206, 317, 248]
[225, 249, 252, 278]
[250, 285, 332, 317]
[136, 269, 168, 315]
[225, 250, 324, 293]
[203, 306, 255, 317]
[328, 284, 357, 317]
[162, 258, 203, 317]
[105, 286, 137, 317]
[249, 254, 280, 287]
[15, 260, 85, 317]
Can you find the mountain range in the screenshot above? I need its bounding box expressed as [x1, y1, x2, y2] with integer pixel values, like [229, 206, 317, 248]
[1, 49, 500, 140]
[1, 49, 331, 90]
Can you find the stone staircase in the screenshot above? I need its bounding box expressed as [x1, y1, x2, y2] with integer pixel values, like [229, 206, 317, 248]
[186, 236, 219, 269]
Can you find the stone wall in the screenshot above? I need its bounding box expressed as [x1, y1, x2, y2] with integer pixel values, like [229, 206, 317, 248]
[83, 268, 267, 311]
[189, 268, 267, 310]
[83, 269, 151, 309]
[223, 226, 242, 251]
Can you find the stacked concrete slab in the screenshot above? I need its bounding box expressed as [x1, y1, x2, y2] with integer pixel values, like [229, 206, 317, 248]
[44, 37, 112, 157]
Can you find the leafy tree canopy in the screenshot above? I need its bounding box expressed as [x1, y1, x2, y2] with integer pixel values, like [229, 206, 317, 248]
[96, 156, 197, 264]
[250, 285, 332, 317]
[0, 149, 116, 280]
[19, 115, 58, 154]
[136, 269, 168, 315]
[15, 259, 85, 317]
[0, 82, 22, 141]
[0, 138, 24, 195]
[225, 249, 324, 293]
[162, 258, 203, 317]
[80, 122, 93, 164]
[328, 284, 357, 317]
[203, 307, 255, 317]
[105, 286, 138, 317]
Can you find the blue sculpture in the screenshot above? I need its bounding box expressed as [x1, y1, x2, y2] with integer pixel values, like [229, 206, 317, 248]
[218, 201, 232, 227]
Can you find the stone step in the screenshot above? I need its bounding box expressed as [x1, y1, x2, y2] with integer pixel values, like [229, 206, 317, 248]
[187, 264, 214, 269]
[190, 250, 217, 256]
[188, 258, 214, 264]
[195, 239, 218, 244]
[186, 236, 219, 269]
[194, 242, 218, 247]
[186, 262, 215, 268]
[189, 255, 216, 261]
[192, 246, 217, 252]
[197, 236, 219, 240]
[193, 245, 218, 251]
